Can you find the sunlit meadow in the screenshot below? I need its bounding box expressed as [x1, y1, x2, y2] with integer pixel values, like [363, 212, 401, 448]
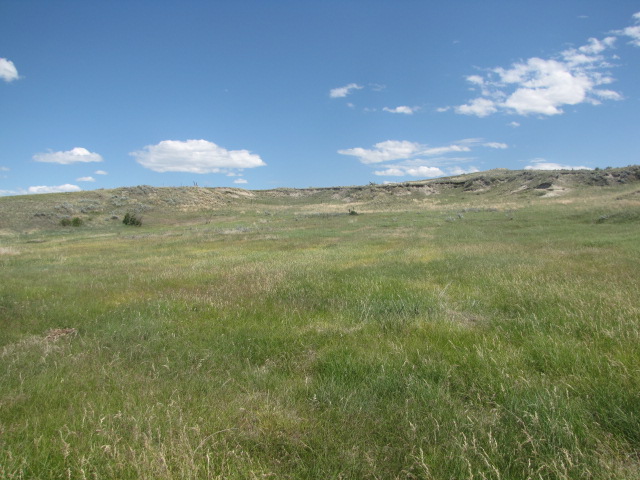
[1, 178, 639, 479]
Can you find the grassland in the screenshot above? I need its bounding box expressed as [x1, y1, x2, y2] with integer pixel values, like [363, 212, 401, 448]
[1, 170, 639, 479]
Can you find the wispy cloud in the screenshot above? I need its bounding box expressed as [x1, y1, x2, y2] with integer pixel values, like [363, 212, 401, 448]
[0, 58, 19, 82]
[28, 184, 82, 194]
[447, 12, 640, 118]
[233, 178, 248, 184]
[383, 105, 419, 115]
[94, 170, 108, 175]
[329, 83, 363, 98]
[76, 176, 95, 182]
[483, 142, 508, 149]
[614, 11, 640, 46]
[131, 139, 266, 174]
[524, 159, 592, 170]
[338, 140, 474, 165]
[373, 166, 445, 177]
[33, 147, 103, 164]
[339, 138, 501, 179]
[449, 166, 481, 176]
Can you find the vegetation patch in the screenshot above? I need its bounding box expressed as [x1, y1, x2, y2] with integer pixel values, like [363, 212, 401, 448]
[0, 167, 639, 478]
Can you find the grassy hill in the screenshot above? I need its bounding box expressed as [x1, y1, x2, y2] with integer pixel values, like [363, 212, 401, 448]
[2, 166, 639, 233]
[1, 166, 639, 479]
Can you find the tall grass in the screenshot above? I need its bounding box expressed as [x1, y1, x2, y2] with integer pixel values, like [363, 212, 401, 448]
[1, 195, 639, 479]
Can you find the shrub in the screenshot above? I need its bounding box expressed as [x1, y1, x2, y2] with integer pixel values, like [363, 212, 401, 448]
[60, 217, 84, 227]
[123, 212, 142, 226]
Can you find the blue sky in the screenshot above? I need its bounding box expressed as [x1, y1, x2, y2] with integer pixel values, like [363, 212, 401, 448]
[1, 1, 639, 195]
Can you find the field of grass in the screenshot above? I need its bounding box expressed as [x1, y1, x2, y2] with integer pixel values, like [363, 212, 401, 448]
[1, 182, 639, 479]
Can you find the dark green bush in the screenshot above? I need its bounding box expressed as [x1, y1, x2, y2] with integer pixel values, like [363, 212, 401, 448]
[123, 212, 142, 226]
[60, 217, 84, 227]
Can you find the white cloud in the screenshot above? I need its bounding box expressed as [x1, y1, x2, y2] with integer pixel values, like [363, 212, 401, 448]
[341, 138, 504, 179]
[483, 142, 508, 149]
[524, 159, 592, 171]
[466, 75, 485, 85]
[28, 184, 82, 194]
[436, 106, 451, 113]
[501, 58, 597, 115]
[33, 147, 103, 164]
[448, 166, 480, 175]
[338, 140, 471, 165]
[383, 105, 419, 114]
[450, 15, 640, 118]
[0, 166, 9, 171]
[233, 178, 248, 184]
[329, 83, 363, 98]
[338, 140, 423, 164]
[131, 139, 266, 174]
[94, 170, 108, 175]
[508, 121, 520, 127]
[373, 166, 445, 178]
[0, 58, 19, 82]
[615, 12, 640, 46]
[76, 176, 95, 182]
[455, 97, 497, 117]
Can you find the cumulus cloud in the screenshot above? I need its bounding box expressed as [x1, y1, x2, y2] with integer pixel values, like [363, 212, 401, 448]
[28, 184, 82, 194]
[329, 83, 363, 98]
[33, 147, 103, 164]
[448, 13, 640, 118]
[76, 176, 95, 182]
[0, 58, 19, 82]
[383, 105, 419, 114]
[524, 159, 592, 170]
[131, 139, 266, 174]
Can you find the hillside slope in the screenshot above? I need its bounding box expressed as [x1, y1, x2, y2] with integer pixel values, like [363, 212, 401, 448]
[1, 166, 639, 233]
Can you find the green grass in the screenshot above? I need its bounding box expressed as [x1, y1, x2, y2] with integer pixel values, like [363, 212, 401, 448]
[1, 188, 639, 479]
